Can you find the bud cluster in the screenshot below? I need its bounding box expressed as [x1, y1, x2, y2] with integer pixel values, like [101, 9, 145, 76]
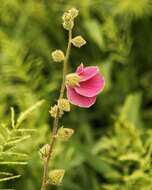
[62, 8, 79, 30]
[49, 105, 63, 118]
[58, 98, 70, 112]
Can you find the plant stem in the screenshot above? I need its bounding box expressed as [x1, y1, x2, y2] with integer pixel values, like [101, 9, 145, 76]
[40, 29, 72, 190]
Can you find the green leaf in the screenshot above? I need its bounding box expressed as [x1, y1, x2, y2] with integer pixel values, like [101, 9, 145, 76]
[84, 19, 105, 50]
[119, 93, 142, 127]
[0, 161, 27, 165]
[0, 174, 21, 182]
[10, 107, 15, 129]
[15, 99, 45, 128]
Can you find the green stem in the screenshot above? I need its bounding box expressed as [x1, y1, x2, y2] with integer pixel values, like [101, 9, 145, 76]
[40, 29, 72, 190]
[59, 29, 72, 99]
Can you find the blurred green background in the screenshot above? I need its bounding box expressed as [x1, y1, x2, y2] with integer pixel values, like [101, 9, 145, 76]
[0, 0, 152, 189]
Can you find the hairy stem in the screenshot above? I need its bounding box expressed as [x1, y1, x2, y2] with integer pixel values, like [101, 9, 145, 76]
[40, 29, 72, 190]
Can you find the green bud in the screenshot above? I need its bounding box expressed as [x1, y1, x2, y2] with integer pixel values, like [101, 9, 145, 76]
[52, 50, 65, 62]
[49, 169, 65, 186]
[62, 12, 72, 22]
[71, 36, 86, 48]
[49, 105, 63, 118]
[39, 144, 50, 159]
[68, 8, 79, 18]
[63, 20, 74, 30]
[58, 99, 70, 112]
[58, 127, 74, 141]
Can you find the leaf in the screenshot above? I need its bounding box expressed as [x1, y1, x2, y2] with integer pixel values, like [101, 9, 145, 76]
[0, 125, 10, 141]
[84, 19, 105, 50]
[0, 161, 27, 165]
[0, 151, 28, 158]
[119, 93, 142, 127]
[4, 135, 31, 147]
[10, 107, 15, 129]
[119, 153, 140, 162]
[15, 99, 45, 128]
[99, 61, 113, 91]
[0, 172, 13, 176]
[0, 174, 21, 182]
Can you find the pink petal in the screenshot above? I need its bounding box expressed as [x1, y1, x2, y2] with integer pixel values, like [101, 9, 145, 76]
[66, 86, 96, 108]
[76, 63, 84, 74]
[79, 66, 99, 82]
[74, 73, 105, 97]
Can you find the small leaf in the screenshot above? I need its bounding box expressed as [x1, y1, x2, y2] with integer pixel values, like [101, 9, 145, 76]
[16, 99, 45, 128]
[4, 135, 31, 148]
[0, 174, 21, 182]
[84, 19, 105, 50]
[0, 161, 28, 165]
[10, 107, 15, 129]
[0, 172, 13, 176]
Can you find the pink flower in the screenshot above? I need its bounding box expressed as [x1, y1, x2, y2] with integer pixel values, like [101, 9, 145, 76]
[66, 63, 105, 108]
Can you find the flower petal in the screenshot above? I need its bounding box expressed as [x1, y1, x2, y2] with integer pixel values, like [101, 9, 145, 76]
[66, 86, 96, 108]
[75, 73, 105, 97]
[76, 63, 84, 74]
[78, 66, 99, 82]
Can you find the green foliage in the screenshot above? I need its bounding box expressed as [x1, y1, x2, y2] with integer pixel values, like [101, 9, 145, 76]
[93, 93, 152, 189]
[0, 0, 152, 189]
[0, 100, 44, 189]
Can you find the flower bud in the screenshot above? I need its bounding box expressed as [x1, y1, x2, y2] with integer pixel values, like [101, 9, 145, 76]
[49, 105, 63, 118]
[71, 36, 86, 48]
[68, 8, 79, 18]
[58, 127, 74, 141]
[39, 144, 50, 159]
[58, 99, 70, 112]
[49, 169, 65, 186]
[62, 12, 72, 22]
[62, 9, 76, 30]
[63, 20, 74, 30]
[65, 73, 81, 87]
[51, 50, 65, 62]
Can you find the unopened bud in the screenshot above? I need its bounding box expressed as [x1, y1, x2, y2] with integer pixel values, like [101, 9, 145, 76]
[58, 127, 74, 141]
[49, 169, 65, 186]
[63, 20, 74, 30]
[49, 105, 63, 118]
[58, 99, 70, 112]
[52, 50, 65, 62]
[71, 36, 86, 48]
[62, 9, 76, 31]
[62, 12, 72, 22]
[68, 8, 79, 18]
[66, 73, 81, 87]
[39, 144, 50, 159]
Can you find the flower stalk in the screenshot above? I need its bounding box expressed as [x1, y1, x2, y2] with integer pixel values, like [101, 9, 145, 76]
[40, 29, 72, 190]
